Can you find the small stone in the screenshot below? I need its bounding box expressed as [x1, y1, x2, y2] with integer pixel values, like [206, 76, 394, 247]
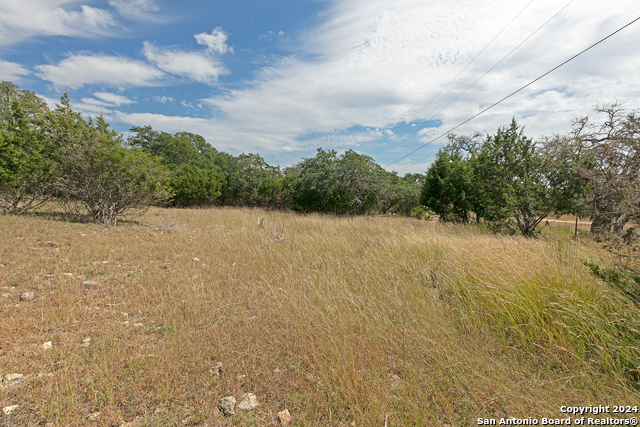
[236, 392, 259, 411]
[87, 411, 101, 421]
[277, 409, 292, 426]
[192, 257, 200, 262]
[80, 337, 91, 347]
[20, 292, 34, 301]
[133, 323, 143, 327]
[273, 368, 282, 374]
[41, 341, 53, 350]
[210, 362, 223, 376]
[5, 373, 24, 382]
[81, 280, 98, 287]
[389, 373, 401, 385]
[2, 405, 19, 416]
[217, 396, 236, 416]
[64, 273, 73, 277]
[2, 293, 10, 298]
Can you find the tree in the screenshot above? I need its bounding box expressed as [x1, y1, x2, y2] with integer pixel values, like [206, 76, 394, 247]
[169, 164, 225, 207]
[565, 103, 640, 235]
[421, 146, 473, 223]
[289, 148, 387, 215]
[0, 81, 49, 131]
[0, 99, 55, 214]
[470, 119, 557, 236]
[222, 153, 281, 205]
[50, 97, 169, 225]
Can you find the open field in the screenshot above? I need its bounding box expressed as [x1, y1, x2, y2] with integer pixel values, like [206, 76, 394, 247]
[0, 207, 639, 426]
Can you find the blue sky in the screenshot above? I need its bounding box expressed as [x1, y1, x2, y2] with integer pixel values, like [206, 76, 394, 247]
[1, 0, 639, 174]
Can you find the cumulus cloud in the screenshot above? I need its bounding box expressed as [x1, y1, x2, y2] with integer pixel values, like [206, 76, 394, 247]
[35, 53, 165, 89]
[142, 42, 227, 85]
[0, 0, 116, 46]
[194, 28, 232, 54]
[108, 0, 159, 21]
[0, 59, 30, 81]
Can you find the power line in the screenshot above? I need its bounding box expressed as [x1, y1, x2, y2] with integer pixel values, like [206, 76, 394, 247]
[385, 15, 640, 168]
[371, 0, 537, 157]
[378, 0, 574, 159]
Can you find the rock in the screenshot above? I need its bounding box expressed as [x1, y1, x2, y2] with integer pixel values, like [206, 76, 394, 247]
[87, 411, 101, 421]
[210, 362, 223, 376]
[236, 393, 259, 411]
[41, 341, 53, 350]
[217, 396, 236, 416]
[81, 280, 98, 287]
[80, 337, 91, 347]
[192, 257, 200, 262]
[4, 373, 24, 382]
[20, 292, 34, 301]
[277, 409, 292, 426]
[64, 272, 74, 276]
[133, 323, 143, 328]
[34, 373, 54, 379]
[389, 373, 401, 387]
[2, 405, 19, 416]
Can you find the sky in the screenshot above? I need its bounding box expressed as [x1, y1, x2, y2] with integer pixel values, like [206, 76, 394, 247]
[1, 0, 639, 174]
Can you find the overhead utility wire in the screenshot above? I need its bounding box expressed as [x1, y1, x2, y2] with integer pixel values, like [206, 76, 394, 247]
[384, 15, 640, 168]
[371, 0, 536, 157]
[379, 0, 574, 159]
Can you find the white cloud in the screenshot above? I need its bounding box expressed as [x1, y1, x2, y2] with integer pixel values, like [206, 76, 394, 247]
[259, 30, 285, 41]
[194, 28, 232, 54]
[94, 92, 135, 106]
[35, 53, 165, 89]
[0, 0, 116, 46]
[179, 0, 640, 171]
[108, 0, 159, 21]
[152, 95, 174, 104]
[142, 42, 227, 85]
[0, 59, 30, 81]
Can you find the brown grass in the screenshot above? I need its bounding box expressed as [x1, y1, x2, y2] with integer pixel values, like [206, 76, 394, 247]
[0, 207, 638, 426]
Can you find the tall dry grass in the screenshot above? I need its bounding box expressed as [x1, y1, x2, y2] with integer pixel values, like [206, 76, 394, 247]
[0, 207, 638, 426]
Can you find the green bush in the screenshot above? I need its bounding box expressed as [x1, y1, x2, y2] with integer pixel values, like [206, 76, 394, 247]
[169, 164, 225, 207]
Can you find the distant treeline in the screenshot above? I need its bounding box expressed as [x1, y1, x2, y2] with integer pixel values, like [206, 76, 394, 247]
[1, 80, 638, 240]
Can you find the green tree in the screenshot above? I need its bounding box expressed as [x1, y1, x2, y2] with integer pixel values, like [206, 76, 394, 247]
[0, 99, 55, 214]
[50, 97, 169, 225]
[471, 119, 555, 236]
[421, 146, 473, 223]
[169, 164, 225, 207]
[0, 81, 49, 131]
[290, 148, 388, 215]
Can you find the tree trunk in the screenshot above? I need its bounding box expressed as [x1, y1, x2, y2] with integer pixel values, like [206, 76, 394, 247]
[590, 214, 611, 233]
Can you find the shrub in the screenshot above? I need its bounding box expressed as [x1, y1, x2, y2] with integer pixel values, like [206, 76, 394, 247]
[169, 164, 225, 207]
